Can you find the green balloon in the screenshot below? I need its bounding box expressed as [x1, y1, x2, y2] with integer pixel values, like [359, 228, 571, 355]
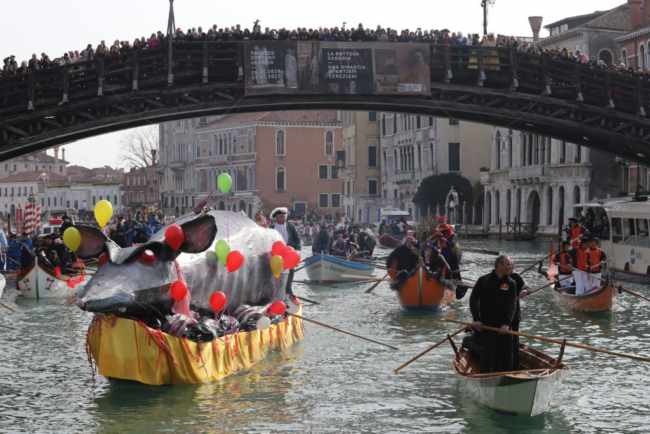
[215, 239, 230, 264]
[217, 173, 233, 193]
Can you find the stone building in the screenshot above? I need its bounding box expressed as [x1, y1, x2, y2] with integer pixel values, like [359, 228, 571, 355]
[123, 165, 160, 209]
[158, 112, 344, 220]
[340, 111, 382, 224]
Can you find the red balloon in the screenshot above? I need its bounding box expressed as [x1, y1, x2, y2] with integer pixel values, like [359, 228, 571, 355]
[283, 247, 301, 270]
[165, 224, 185, 251]
[271, 241, 287, 257]
[267, 300, 287, 316]
[170, 280, 188, 301]
[226, 251, 245, 272]
[210, 291, 227, 312]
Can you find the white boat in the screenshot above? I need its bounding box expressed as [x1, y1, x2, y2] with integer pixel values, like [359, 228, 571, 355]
[302, 254, 375, 283]
[453, 344, 567, 416]
[577, 196, 650, 283]
[17, 257, 90, 300]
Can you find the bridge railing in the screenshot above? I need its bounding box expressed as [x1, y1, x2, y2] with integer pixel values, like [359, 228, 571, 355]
[1, 41, 649, 120]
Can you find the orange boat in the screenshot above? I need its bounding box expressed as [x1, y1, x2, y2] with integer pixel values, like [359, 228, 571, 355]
[389, 266, 455, 311]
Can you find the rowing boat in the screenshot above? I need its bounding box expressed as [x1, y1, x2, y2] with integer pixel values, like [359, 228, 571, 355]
[389, 266, 455, 311]
[302, 254, 375, 283]
[379, 234, 402, 249]
[17, 257, 90, 299]
[552, 285, 616, 313]
[86, 305, 304, 385]
[453, 343, 567, 416]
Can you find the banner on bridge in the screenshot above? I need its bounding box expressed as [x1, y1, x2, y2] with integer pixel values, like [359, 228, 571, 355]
[244, 42, 430, 97]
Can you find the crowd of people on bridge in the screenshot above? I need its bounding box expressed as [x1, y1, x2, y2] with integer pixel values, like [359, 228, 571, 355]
[1, 21, 646, 82]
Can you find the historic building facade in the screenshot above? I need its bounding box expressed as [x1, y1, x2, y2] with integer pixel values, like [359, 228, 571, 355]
[123, 165, 160, 209]
[158, 112, 344, 220]
[340, 111, 382, 224]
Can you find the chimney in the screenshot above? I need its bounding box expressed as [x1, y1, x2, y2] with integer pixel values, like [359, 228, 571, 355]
[630, 0, 643, 30]
[528, 16, 543, 42]
[53, 146, 59, 161]
[61, 148, 66, 162]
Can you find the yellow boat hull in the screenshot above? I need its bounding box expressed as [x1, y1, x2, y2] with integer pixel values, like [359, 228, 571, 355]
[87, 307, 304, 385]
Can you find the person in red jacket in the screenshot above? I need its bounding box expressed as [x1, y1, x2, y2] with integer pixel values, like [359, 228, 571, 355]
[554, 241, 574, 291]
[571, 238, 590, 295]
[567, 218, 586, 249]
[586, 237, 607, 292]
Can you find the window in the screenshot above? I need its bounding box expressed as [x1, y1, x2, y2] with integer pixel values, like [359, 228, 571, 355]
[325, 131, 334, 156]
[330, 166, 338, 179]
[508, 131, 513, 167]
[276, 167, 285, 192]
[331, 194, 341, 208]
[319, 193, 329, 208]
[624, 218, 636, 240]
[319, 165, 329, 179]
[429, 116, 434, 127]
[448, 143, 460, 172]
[611, 218, 623, 243]
[368, 112, 377, 121]
[495, 131, 502, 170]
[275, 130, 285, 156]
[449, 118, 459, 126]
[560, 141, 567, 163]
[368, 145, 377, 168]
[575, 145, 582, 164]
[381, 115, 386, 136]
[368, 179, 378, 196]
[416, 116, 421, 129]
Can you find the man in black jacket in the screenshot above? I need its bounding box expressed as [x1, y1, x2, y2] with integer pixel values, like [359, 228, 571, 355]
[469, 255, 518, 373]
[270, 207, 301, 296]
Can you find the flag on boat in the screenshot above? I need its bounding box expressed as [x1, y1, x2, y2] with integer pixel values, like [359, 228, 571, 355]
[23, 202, 42, 235]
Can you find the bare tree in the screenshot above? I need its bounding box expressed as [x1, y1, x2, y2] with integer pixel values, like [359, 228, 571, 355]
[120, 126, 158, 168]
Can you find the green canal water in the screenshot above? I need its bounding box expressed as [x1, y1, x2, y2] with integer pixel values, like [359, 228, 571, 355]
[1, 240, 650, 433]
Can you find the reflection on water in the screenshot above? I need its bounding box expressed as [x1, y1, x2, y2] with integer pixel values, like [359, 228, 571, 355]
[1, 239, 650, 433]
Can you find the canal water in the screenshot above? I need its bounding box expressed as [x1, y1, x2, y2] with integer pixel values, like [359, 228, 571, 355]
[1, 240, 650, 433]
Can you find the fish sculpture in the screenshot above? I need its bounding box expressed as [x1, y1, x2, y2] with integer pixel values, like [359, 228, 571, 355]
[75, 211, 288, 319]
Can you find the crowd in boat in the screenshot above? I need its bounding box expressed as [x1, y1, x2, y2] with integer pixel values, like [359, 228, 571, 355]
[309, 223, 377, 260]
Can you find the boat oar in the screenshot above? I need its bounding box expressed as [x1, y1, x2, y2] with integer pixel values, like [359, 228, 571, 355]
[464, 248, 500, 256]
[441, 318, 650, 363]
[519, 260, 543, 276]
[525, 274, 574, 298]
[394, 327, 466, 374]
[295, 295, 321, 305]
[0, 301, 16, 313]
[287, 313, 398, 350]
[593, 276, 650, 304]
[365, 272, 389, 294]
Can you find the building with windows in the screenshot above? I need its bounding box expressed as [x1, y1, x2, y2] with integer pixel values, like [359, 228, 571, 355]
[0, 148, 68, 178]
[340, 111, 382, 224]
[123, 165, 160, 209]
[379, 113, 491, 222]
[158, 112, 343, 220]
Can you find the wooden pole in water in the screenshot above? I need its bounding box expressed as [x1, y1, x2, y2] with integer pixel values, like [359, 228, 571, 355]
[365, 273, 389, 294]
[441, 318, 650, 363]
[288, 313, 398, 350]
[394, 327, 466, 373]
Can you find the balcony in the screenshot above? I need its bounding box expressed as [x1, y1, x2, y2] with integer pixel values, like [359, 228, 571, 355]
[510, 166, 545, 184]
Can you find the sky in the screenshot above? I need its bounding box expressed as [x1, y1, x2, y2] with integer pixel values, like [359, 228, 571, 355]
[1, 0, 624, 168]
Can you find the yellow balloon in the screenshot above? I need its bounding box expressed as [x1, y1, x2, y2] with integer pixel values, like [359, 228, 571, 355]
[270, 255, 284, 279]
[63, 227, 82, 252]
[94, 200, 113, 229]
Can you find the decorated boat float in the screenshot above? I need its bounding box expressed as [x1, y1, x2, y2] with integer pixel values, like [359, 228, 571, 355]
[75, 210, 304, 385]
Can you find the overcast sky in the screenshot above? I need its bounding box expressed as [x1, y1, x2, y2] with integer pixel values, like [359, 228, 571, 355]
[2, 0, 623, 168]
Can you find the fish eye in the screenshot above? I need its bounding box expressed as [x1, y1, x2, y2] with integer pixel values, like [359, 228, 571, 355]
[140, 249, 156, 265]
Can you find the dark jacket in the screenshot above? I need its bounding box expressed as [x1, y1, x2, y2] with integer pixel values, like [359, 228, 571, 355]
[470, 271, 517, 328]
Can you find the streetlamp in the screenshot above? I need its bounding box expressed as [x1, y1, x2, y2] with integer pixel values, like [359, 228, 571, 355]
[481, 0, 496, 36]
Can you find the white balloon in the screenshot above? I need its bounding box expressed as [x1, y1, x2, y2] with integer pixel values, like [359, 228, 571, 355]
[256, 316, 271, 330]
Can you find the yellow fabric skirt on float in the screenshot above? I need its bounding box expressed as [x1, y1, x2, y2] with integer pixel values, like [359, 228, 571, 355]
[86, 307, 304, 386]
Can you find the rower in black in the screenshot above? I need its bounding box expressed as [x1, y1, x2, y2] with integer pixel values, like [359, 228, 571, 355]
[469, 255, 518, 373]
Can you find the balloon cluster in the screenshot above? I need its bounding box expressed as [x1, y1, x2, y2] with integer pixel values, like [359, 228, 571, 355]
[269, 241, 301, 279]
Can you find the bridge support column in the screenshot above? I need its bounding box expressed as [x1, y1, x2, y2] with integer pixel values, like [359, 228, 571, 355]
[443, 45, 452, 83]
[637, 76, 646, 117]
[477, 49, 486, 87]
[97, 57, 105, 97]
[167, 39, 174, 86]
[575, 63, 583, 103]
[132, 52, 139, 91]
[60, 68, 69, 105]
[541, 55, 551, 96]
[606, 71, 614, 109]
[26, 72, 34, 111]
[509, 48, 519, 91]
[202, 42, 209, 84]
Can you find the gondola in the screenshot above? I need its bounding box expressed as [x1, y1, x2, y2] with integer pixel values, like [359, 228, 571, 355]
[302, 254, 375, 283]
[547, 260, 616, 313]
[17, 256, 90, 299]
[86, 305, 304, 385]
[452, 341, 567, 416]
[389, 266, 455, 311]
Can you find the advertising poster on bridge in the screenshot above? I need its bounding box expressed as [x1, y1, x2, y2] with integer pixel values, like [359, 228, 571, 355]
[244, 41, 299, 95]
[373, 43, 431, 96]
[315, 42, 374, 95]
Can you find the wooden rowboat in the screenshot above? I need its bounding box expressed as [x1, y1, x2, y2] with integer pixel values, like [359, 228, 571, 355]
[552, 285, 616, 313]
[17, 257, 90, 300]
[86, 305, 304, 385]
[389, 266, 455, 311]
[453, 343, 567, 416]
[379, 234, 402, 249]
[302, 254, 375, 283]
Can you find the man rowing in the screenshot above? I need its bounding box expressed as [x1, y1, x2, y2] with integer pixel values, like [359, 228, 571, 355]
[554, 240, 575, 292]
[469, 255, 518, 373]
